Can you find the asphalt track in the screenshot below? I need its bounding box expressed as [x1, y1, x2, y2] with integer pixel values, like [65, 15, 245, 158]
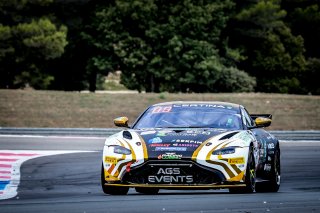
[0, 136, 320, 213]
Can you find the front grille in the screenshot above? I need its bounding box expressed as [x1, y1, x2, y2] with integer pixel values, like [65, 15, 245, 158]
[122, 160, 225, 185]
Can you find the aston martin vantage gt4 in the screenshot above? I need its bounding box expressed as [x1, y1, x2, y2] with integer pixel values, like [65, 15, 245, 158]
[101, 102, 280, 195]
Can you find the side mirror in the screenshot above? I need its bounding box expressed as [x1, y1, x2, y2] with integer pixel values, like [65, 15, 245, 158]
[255, 117, 272, 128]
[114, 117, 129, 127]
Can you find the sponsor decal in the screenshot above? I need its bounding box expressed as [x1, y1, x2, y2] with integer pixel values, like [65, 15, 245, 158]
[149, 143, 170, 147]
[172, 143, 199, 147]
[228, 157, 245, 165]
[267, 143, 275, 149]
[158, 153, 182, 160]
[105, 156, 118, 164]
[148, 137, 163, 144]
[148, 168, 193, 183]
[264, 164, 272, 171]
[166, 132, 197, 137]
[232, 132, 253, 143]
[165, 132, 211, 137]
[155, 147, 187, 152]
[171, 139, 202, 144]
[156, 130, 173, 137]
[140, 131, 156, 135]
[156, 132, 167, 137]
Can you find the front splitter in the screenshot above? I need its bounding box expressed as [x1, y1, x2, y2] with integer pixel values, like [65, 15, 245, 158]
[104, 183, 246, 189]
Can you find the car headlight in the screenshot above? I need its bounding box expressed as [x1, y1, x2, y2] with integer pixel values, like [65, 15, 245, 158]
[113, 145, 131, 155]
[212, 147, 236, 155]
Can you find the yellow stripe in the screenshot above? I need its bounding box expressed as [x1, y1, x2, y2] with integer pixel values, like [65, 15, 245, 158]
[192, 137, 223, 160]
[138, 135, 148, 160]
[217, 141, 242, 175]
[205, 141, 237, 178]
[206, 141, 226, 160]
[113, 140, 129, 177]
[228, 170, 245, 182]
[123, 139, 136, 159]
[217, 141, 233, 159]
[219, 158, 243, 174]
[231, 164, 242, 174]
[115, 139, 136, 178]
[207, 159, 235, 178]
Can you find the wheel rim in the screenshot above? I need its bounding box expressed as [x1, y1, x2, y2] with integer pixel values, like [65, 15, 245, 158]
[246, 149, 256, 191]
[249, 153, 256, 189]
[274, 151, 281, 185]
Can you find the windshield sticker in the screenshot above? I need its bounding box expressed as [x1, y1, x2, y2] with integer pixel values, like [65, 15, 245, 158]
[148, 137, 163, 144]
[152, 106, 172, 113]
[172, 104, 229, 109]
[155, 147, 187, 152]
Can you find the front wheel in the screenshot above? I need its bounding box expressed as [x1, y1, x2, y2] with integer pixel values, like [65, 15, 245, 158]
[229, 146, 256, 193]
[101, 164, 129, 195]
[256, 148, 281, 192]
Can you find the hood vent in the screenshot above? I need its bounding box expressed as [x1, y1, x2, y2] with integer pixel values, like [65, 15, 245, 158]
[219, 132, 239, 140]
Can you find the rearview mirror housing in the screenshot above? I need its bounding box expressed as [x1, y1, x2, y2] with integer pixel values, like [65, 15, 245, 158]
[255, 117, 272, 128]
[114, 117, 129, 127]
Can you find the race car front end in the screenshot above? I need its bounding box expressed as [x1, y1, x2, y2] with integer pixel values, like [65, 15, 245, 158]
[101, 129, 256, 194]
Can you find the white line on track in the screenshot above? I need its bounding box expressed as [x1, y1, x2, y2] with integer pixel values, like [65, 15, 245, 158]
[0, 150, 95, 200]
[280, 140, 320, 143]
[0, 134, 106, 139]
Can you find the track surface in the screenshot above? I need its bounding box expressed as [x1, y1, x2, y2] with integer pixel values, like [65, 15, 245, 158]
[0, 136, 320, 213]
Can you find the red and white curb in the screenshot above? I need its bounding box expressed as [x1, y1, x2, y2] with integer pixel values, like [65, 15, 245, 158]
[0, 150, 92, 200]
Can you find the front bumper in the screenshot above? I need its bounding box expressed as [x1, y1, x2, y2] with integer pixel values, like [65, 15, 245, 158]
[104, 159, 245, 188]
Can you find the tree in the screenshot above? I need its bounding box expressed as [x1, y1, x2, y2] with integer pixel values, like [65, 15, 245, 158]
[0, 0, 68, 89]
[282, 0, 320, 94]
[282, 0, 320, 58]
[82, 0, 256, 92]
[227, 0, 306, 93]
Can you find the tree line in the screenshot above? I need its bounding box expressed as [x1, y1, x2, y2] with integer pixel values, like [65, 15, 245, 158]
[0, 0, 319, 94]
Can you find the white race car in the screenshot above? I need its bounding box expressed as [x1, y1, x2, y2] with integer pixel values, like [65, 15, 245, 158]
[101, 101, 280, 194]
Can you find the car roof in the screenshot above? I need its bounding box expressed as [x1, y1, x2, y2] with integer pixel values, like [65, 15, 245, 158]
[152, 101, 241, 111]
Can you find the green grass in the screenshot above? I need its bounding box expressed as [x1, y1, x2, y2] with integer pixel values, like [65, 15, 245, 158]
[0, 89, 319, 130]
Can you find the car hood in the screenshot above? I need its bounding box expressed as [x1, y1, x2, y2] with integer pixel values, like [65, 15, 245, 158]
[135, 128, 237, 159]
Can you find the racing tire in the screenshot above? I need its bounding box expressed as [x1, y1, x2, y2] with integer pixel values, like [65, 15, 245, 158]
[255, 148, 281, 193]
[101, 164, 129, 195]
[229, 146, 256, 194]
[135, 187, 159, 195]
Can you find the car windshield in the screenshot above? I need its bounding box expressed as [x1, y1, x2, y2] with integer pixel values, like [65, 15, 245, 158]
[134, 103, 242, 130]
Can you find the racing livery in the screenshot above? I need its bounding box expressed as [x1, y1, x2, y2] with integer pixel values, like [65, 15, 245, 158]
[101, 102, 281, 194]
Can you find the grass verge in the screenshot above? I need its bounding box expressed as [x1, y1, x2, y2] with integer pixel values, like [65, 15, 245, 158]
[0, 89, 319, 130]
